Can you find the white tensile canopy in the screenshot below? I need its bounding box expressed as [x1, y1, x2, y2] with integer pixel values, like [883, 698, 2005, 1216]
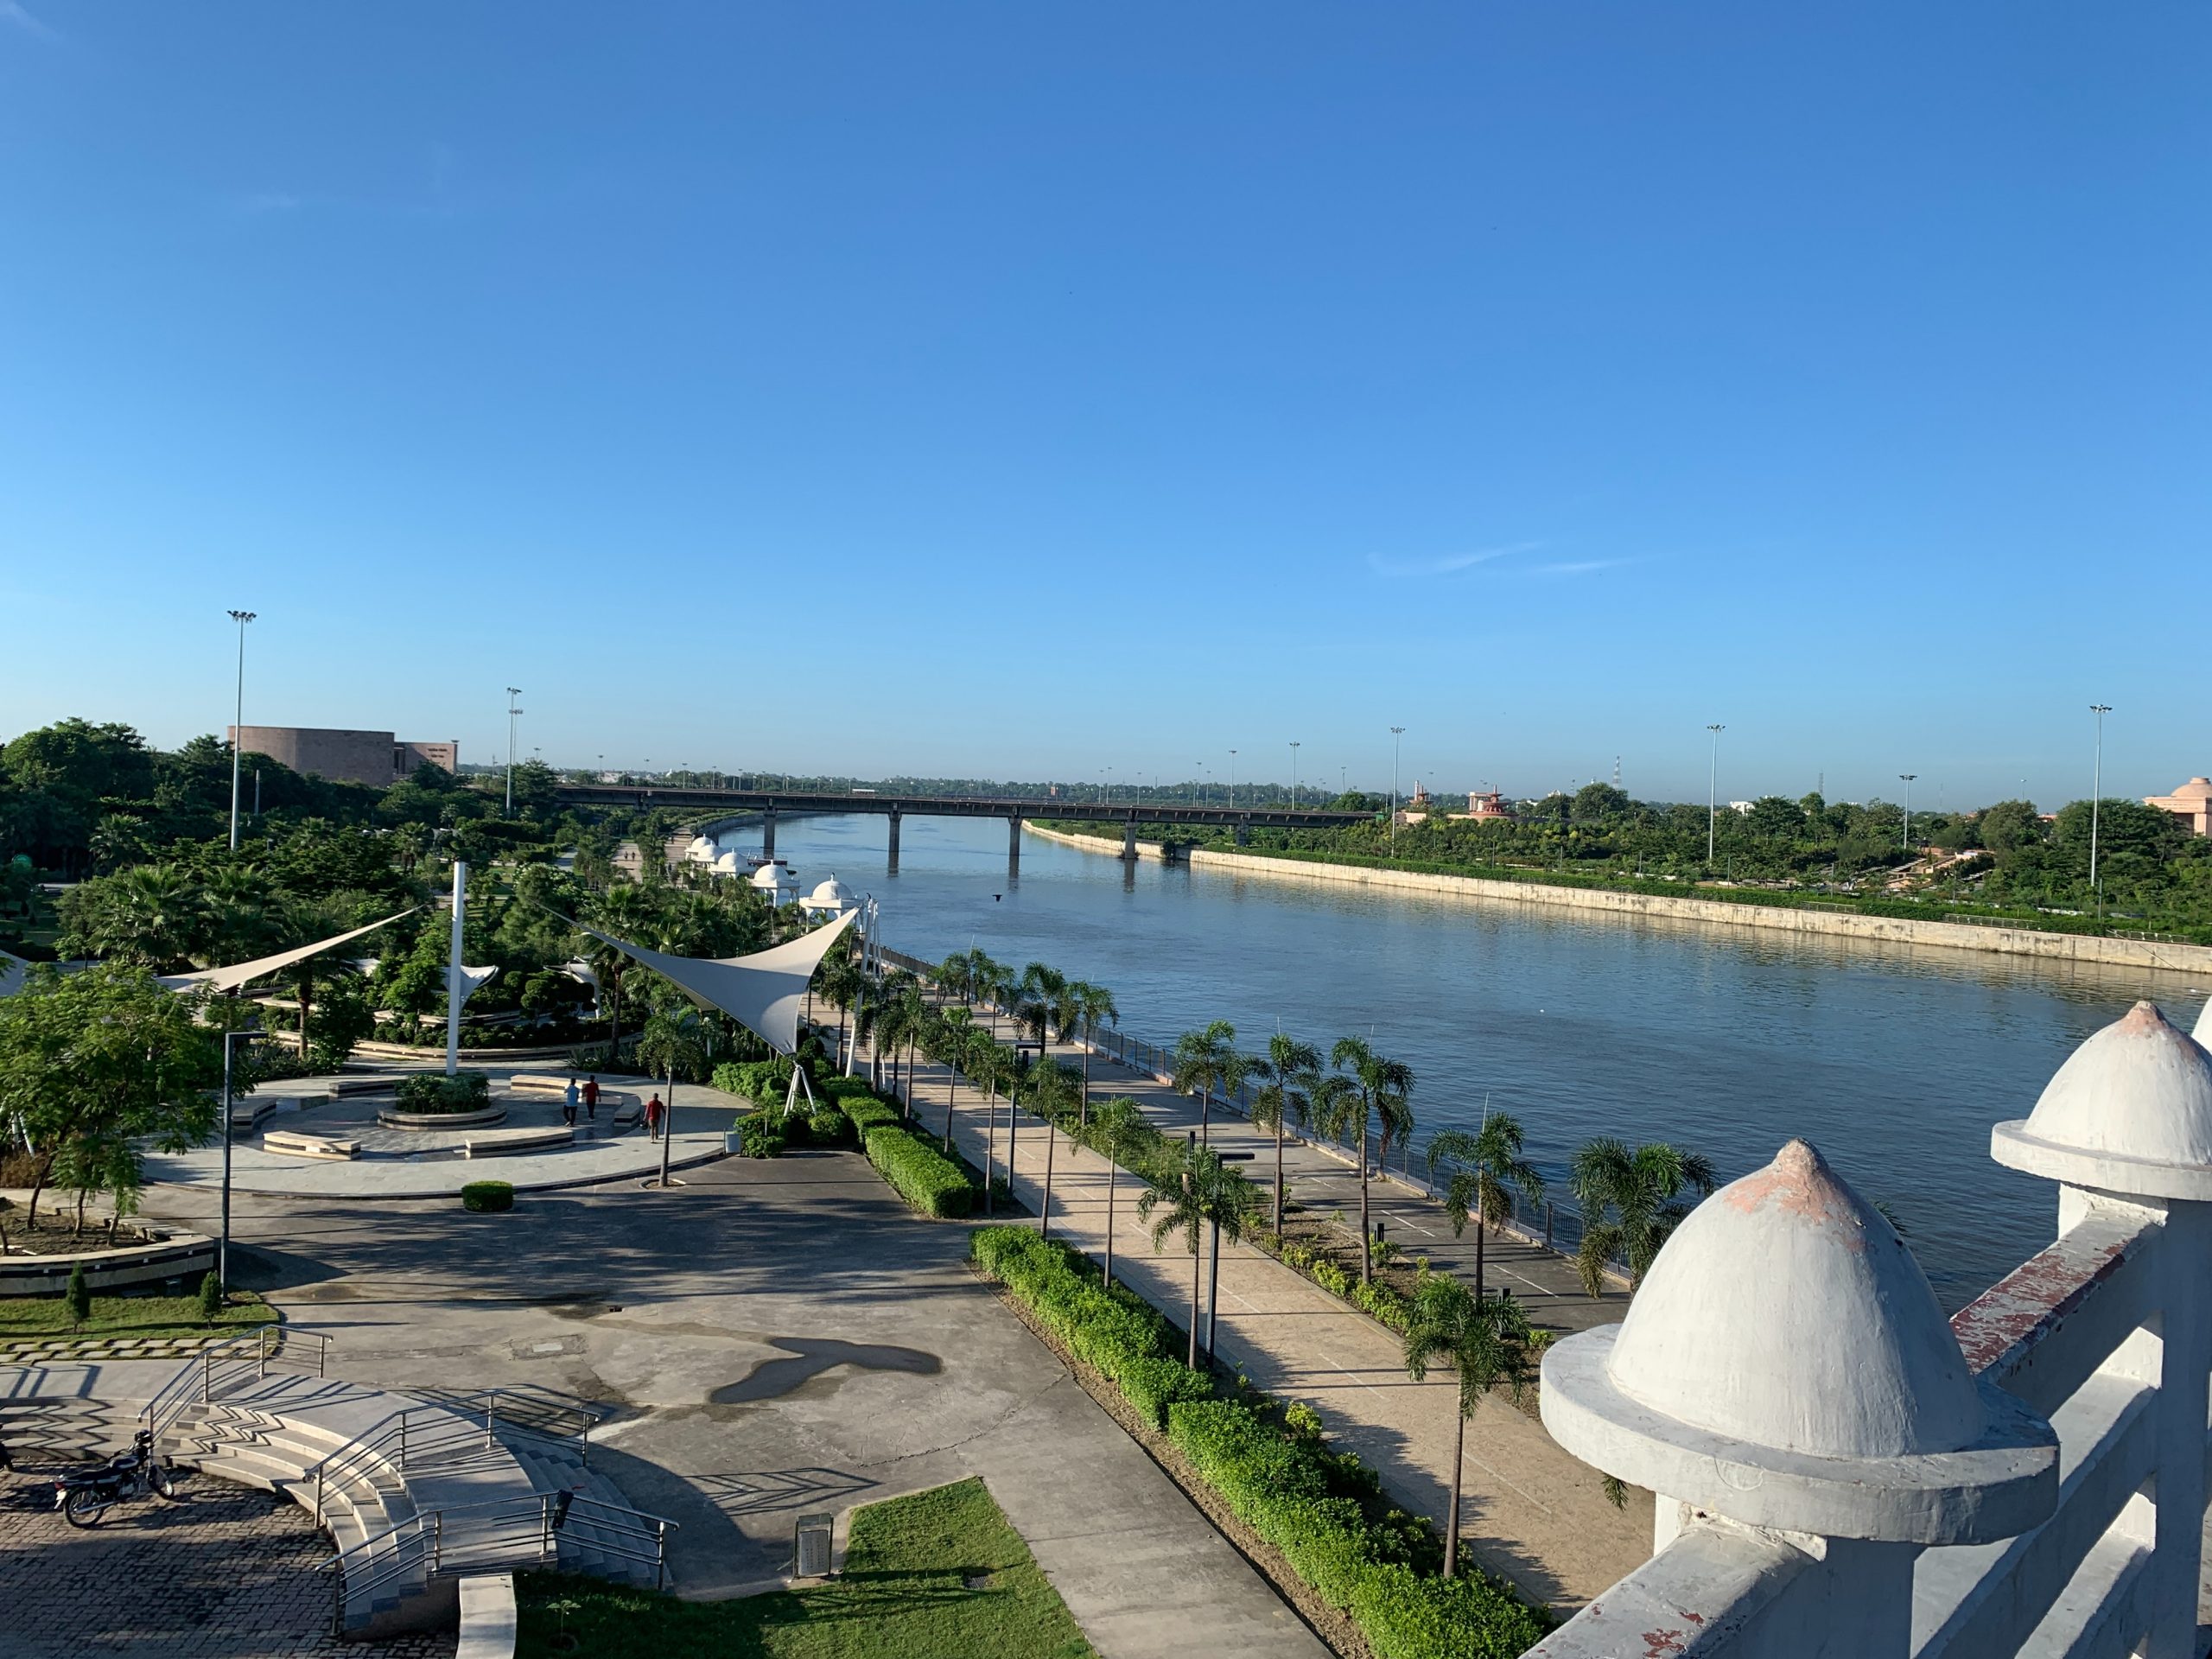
[581, 906, 857, 1057]
[155, 909, 417, 994]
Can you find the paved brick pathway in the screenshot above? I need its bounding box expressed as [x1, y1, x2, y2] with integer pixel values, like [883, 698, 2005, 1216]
[0, 1468, 454, 1659]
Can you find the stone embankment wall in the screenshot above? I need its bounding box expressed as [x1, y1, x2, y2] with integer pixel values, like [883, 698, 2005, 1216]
[1020, 824, 2212, 977]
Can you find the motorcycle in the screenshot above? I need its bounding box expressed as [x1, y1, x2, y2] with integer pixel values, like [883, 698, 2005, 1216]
[53, 1428, 177, 1528]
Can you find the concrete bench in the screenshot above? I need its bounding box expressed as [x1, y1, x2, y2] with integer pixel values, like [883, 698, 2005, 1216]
[331, 1077, 397, 1098]
[264, 1129, 359, 1161]
[506, 1074, 579, 1096]
[461, 1126, 574, 1160]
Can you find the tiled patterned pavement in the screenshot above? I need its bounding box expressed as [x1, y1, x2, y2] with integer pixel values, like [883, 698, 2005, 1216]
[0, 1468, 455, 1659]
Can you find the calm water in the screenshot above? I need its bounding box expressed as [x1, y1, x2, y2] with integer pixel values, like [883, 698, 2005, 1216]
[728, 814, 2212, 1307]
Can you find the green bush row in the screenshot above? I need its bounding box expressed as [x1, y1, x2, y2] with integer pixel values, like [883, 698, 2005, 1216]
[738, 1115, 785, 1158]
[461, 1180, 513, 1212]
[862, 1123, 972, 1217]
[970, 1227, 1211, 1426]
[395, 1070, 491, 1113]
[970, 1225, 1548, 1658]
[1166, 1399, 1547, 1657]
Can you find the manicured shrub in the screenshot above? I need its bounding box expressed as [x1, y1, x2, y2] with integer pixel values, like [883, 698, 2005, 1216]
[198, 1270, 225, 1323]
[842, 1096, 899, 1135]
[395, 1071, 491, 1114]
[808, 1106, 851, 1146]
[65, 1259, 91, 1326]
[862, 1125, 971, 1217]
[1119, 1356, 1214, 1427]
[739, 1115, 786, 1159]
[461, 1180, 514, 1213]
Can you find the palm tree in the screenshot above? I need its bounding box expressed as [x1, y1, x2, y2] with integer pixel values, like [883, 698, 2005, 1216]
[1024, 1057, 1081, 1239]
[1137, 1137, 1261, 1369]
[1169, 1020, 1248, 1143]
[1427, 1111, 1545, 1300]
[817, 952, 865, 1072]
[1402, 1274, 1534, 1579]
[1568, 1137, 1718, 1297]
[976, 959, 1018, 1040]
[1247, 1033, 1319, 1235]
[581, 884, 652, 1062]
[1323, 1035, 1415, 1283]
[927, 1006, 973, 1146]
[1091, 1096, 1149, 1290]
[880, 973, 929, 1115]
[60, 863, 203, 971]
[636, 1006, 710, 1185]
[966, 1032, 1014, 1215]
[1065, 981, 1118, 1128]
[1017, 962, 1065, 1054]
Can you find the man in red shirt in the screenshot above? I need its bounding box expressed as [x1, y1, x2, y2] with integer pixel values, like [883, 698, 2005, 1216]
[645, 1092, 664, 1141]
[582, 1075, 601, 1122]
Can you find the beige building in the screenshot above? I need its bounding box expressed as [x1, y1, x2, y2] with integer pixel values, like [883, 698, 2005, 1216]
[227, 726, 460, 788]
[2145, 776, 2212, 837]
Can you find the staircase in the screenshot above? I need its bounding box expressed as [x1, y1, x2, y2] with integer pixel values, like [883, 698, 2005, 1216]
[499, 1431, 672, 1588]
[0, 1395, 143, 1464]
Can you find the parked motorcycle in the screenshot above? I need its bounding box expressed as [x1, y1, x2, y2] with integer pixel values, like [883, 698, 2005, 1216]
[53, 1428, 176, 1527]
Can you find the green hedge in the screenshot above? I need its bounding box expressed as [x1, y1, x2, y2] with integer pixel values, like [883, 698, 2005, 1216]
[970, 1225, 1548, 1658]
[1167, 1400, 1546, 1657]
[862, 1124, 971, 1217]
[396, 1071, 491, 1113]
[739, 1115, 785, 1159]
[808, 1106, 852, 1146]
[461, 1180, 514, 1213]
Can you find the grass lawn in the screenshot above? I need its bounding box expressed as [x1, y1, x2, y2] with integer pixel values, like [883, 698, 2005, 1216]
[0, 1289, 276, 1339]
[517, 1478, 1095, 1659]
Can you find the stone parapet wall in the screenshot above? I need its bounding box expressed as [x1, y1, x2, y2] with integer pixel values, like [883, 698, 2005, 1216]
[1020, 824, 2212, 976]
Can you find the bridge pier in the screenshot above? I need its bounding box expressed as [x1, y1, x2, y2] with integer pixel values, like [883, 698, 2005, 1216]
[1122, 819, 1138, 861]
[887, 808, 901, 874]
[1233, 819, 1250, 847]
[1008, 813, 1022, 876]
[761, 805, 776, 861]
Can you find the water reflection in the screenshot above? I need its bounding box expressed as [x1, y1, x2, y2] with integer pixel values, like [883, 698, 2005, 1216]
[723, 813, 2210, 1307]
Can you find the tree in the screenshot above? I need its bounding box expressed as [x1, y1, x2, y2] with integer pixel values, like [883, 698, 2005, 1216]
[1017, 961, 1065, 1052]
[874, 973, 929, 1116]
[1745, 796, 1808, 840]
[1568, 1137, 1717, 1296]
[1322, 1035, 1415, 1283]
[1091, 1096, 1150, 1290]
[1137, 1137, 1261, 1369]
[966, 1032, 1016, 1216]
[1427, 1112, 1545, 1299]
[817, 952, 866, 1072]
[1402, 1274, 1534, 1579]
[56, 862, 206, 970]
[581, 883, 653, 1061]
[1024, 1057, 1081, 1239]
[1977, 799, 2046, 859]
[927, 1005, 973, 1146]
[1066, 980, 1118, 1128]
[0, 963, 222, 1236]
[1170, 1020, 1248, 1142]
[1247, 1033, 1319, 1235]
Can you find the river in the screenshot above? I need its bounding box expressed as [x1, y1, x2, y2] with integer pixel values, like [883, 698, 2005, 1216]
[722, 812, 2211, 1308]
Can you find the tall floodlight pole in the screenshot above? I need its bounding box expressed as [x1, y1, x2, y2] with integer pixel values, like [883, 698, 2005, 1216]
[505, 687, 523, 814]
[1389, 727, 1406, 852]
[226, 610, 257, 850]
[1705, 724, 1725, 865]
[445, 861, 467, 1077]
[1899, 774, 1917, 850]
[1289, 741, 1300, 809]
[2089, 703, 2112, 914]
[218, 1027, 243, 1287]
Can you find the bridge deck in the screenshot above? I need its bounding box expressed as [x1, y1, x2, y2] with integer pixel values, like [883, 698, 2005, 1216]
[553, 785, 1369, 830]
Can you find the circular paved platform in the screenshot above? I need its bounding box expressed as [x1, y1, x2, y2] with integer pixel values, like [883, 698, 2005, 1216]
[148, 1065, 737, 1199]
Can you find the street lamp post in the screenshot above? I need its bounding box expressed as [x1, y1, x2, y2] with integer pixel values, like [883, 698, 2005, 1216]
[505, 688, 523, 814]
[2090, 703, 2113, 915]
[1899, 774, 1917, 851]
[226, 610, 257, 850]
[1229, 750, 1237, 810]
[1705, 724, 1725, 865]
[1389, 727, 1406, 852]
[218, 1027, 247, 1287]
[1289, 741, 1300, 809]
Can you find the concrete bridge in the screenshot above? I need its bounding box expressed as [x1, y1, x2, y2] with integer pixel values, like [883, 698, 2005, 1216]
[551, 784, 1370, 871]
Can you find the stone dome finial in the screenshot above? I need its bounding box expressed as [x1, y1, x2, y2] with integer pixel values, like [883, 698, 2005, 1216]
[1541, 1138, 2056, 1543]
[1993, 1001, 2212, 1199]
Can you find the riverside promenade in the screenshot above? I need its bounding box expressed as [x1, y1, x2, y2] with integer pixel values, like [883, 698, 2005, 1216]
[864, 995, 1654, 1612]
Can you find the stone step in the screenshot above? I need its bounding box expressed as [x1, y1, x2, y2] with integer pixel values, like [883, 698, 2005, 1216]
[501, 1437, 671, 1588]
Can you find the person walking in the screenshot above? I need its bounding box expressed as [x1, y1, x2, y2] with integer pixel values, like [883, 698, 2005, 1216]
[582, 1075, 600, 1122]
[645, 1091, 664, 1141]
[562, 1077, 580, 1128]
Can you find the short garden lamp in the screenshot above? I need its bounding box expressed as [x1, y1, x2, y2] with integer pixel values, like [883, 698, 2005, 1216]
[1540, 1138, 2056, 1656]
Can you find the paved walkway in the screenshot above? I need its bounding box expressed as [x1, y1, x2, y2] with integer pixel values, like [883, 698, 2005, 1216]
[131, 1142, 1327, 1659]
[0, 1468, 454, 1659]
[868, 999, 1653, 1613]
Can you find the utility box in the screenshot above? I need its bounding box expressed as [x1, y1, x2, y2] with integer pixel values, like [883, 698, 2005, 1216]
[793, 1512, 834, 1579]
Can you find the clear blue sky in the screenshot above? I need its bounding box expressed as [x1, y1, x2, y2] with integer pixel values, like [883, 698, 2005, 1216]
[3, 4, 2205, 809]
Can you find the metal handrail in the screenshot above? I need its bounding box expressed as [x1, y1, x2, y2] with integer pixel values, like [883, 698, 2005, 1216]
[323, 1489, 680, 1631]
[140, 1326, 332, 1443]
[305, 1389, 596, 1526]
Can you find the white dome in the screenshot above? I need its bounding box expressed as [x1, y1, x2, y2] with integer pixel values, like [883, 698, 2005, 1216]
[1606, 1139, 1981, 1459]
[713, 849, 742, 874]
[2018, 1001, 2212, 1168]
[806, 875, 856, 908]
[748, 863, 782, 888]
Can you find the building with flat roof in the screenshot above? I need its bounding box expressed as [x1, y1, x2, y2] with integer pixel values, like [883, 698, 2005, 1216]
[2145, 776, 2212, 837]
[227, 726, 459, 788]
